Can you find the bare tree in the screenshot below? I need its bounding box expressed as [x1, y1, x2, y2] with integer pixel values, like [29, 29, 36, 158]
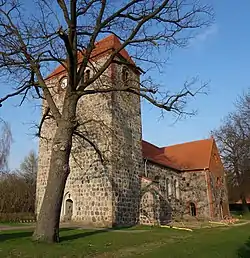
[0, 0, 213, 242]
[19, 150, 38, 186]
[0, 120, 12, 172]
[212, 90, 250, 213]
[0, 150, 37, 215]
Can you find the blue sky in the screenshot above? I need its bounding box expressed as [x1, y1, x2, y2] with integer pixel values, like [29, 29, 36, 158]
[0, 0, 250, 169]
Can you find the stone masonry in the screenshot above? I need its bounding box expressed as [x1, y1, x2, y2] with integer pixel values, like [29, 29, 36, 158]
[36, 50, 143, 227]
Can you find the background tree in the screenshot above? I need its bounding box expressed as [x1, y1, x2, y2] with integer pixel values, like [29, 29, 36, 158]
[0, 0, 213, 242]
[19, 150, 38, 188]
[0, 150, 37, 215]
[0, 120, 12, 172]
[212, 90, 250, 213]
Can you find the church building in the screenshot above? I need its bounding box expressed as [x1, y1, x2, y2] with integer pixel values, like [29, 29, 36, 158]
[36, 35, 229, 227]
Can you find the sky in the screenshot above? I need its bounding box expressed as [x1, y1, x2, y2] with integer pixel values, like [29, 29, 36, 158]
[0, 0, 250, 170]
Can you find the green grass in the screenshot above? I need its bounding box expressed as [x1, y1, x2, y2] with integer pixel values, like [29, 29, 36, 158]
[232, 212, 250, 220]
[0, 224, 250, 257]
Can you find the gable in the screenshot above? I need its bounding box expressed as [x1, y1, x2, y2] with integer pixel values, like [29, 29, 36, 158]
[208, 140, 224, 176]
[46, 34, 135, 79]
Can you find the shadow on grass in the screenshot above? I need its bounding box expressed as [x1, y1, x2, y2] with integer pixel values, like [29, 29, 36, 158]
[0, 225, 136, 243]
[60, 225, 134, 242]
[238, 237, 250, 258]
[60, 229, 110, 242]
[0, 228, 74, 242]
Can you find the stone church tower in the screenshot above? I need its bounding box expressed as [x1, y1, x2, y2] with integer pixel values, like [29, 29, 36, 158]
[36, 35, 143, 227]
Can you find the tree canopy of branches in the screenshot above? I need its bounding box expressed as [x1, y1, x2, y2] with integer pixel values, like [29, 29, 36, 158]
[0, 150, 37, 215]
[0, 0, 213, 242]
[212, 90, 250, 213]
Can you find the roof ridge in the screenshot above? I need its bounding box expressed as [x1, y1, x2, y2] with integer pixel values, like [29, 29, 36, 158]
[163, 138, 213, 149]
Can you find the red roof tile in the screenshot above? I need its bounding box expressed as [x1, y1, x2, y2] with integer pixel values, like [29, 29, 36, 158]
[142, 138, 215, 171]
[142, 140, 180, 170]
[47, 34, 134, 79]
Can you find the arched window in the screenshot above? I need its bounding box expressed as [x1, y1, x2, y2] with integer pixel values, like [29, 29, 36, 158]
[165, 178, 171, 198]
[173, 179, 177, 198]
[122, 66, 129, 85]
[59, 76, 68, 90]
[85, 69, 90, 82]
[173, 179, 179, 199]
[165, 178, 169, 197]
[190, 202, 196, 216]
[154, 175, 160, 184]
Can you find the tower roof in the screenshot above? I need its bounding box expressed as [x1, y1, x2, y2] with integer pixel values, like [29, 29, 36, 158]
[46, 34, 134, 79]
[142, 138, 215, 171]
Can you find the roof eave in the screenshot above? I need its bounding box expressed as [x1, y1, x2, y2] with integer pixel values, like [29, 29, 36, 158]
[144, 157, 181, 172]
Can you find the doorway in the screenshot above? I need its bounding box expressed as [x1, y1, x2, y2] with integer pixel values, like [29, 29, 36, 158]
[65, 199, 73, 221]
[190, 202, 196, 216]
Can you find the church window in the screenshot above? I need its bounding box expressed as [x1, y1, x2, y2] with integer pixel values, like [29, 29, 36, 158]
[165, 178, 171, 198]
[216, 177, 221, 187]
[173, 179, 176, 198]
[85, 69, 90, 81]
[190, 202, 196, 216]
[173, 179, 179, 199]
[122, 66, 129, 85]
[154, 175, 160, 184]
[59, 76, 68, 90]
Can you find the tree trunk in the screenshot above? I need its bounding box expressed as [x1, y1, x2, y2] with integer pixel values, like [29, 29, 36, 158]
[32, 94, 78, 243]
[240, 192, 249, 214]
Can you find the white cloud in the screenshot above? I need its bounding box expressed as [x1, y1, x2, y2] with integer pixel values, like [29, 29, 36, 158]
[189, 24, 218, 47]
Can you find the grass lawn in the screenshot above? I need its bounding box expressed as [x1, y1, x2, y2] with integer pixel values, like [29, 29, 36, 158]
[0, 224, 250, 257]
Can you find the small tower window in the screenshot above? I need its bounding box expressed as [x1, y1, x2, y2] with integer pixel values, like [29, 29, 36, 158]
[59, 76, 68, 90]
[122, 66, 129, 85]
[190, 202, 196, 216]
[85, 69, 90, 82]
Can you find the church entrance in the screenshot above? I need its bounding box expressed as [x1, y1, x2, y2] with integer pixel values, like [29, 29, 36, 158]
[65, 199, 73, 221]
[190, 202, 196, 216]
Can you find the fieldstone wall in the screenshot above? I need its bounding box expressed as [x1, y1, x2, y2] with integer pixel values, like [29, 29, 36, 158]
[208, 171, 229, 219]
[139, 162, 180, 224]
[110, 62, 143, 226]
[139, 161, 212, 223]
[139, 177, 159, 225]
[36, 54, 143, 227]
[180, 171, 210, 220]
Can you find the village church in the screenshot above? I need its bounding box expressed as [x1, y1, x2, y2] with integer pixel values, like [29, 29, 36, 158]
[36, 35, 230, 227]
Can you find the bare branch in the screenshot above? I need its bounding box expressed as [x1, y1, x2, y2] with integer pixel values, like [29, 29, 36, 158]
[73, 130, 104, 164]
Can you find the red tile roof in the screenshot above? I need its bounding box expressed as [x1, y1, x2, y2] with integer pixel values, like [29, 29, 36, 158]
[142, 138, 215, 171]
[47, 34, 134, 79]
[142, 141, 180, 170]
